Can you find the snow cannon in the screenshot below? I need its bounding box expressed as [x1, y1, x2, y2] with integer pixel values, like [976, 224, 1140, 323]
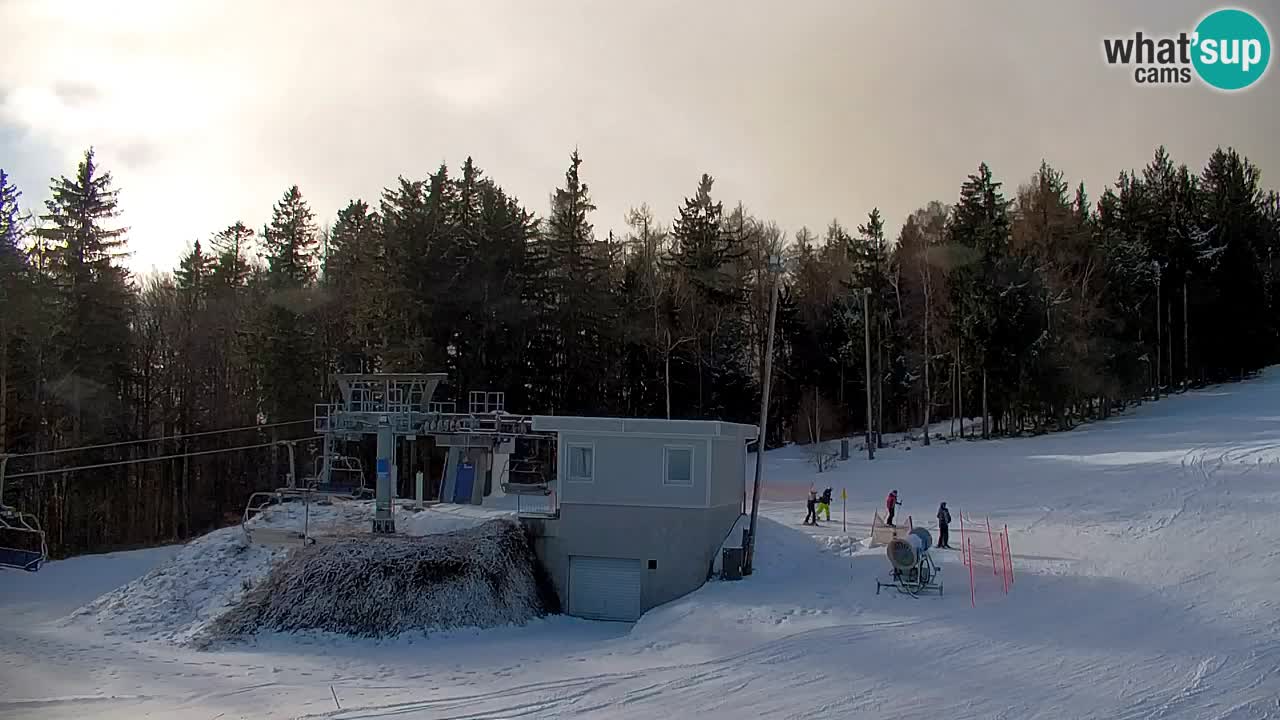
[887, 527, 932, 572]
[877, 527, 942, 597]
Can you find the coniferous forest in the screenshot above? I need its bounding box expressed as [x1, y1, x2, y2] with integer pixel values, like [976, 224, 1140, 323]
[1, 145, 1277, 558]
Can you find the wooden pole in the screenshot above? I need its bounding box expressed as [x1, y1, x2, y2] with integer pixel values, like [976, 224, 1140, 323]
[863, 288, 874, 460]
[744, 254, 781, 575]
[1155, 262, 1162, 400]
[1183, 276, 1190, 387]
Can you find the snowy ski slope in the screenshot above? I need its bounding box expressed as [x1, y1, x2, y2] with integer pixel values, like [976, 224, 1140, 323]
[1, 369, 1278, 719]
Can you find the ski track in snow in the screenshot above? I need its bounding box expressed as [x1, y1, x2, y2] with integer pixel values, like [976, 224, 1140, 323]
[3, 371, 1280, 718]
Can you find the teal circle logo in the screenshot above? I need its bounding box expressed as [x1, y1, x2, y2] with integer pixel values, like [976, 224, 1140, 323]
[1192, 8, 1271, 91]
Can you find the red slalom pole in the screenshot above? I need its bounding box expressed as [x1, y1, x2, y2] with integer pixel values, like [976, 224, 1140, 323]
[967, 537, 976, 608]
[1000, 533, 1009, 594]
[986, 515, 997, 576]
[1005, 523, 1014, 585]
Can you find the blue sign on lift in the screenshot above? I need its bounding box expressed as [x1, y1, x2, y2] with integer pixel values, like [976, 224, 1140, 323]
[376, 458, 390, 475]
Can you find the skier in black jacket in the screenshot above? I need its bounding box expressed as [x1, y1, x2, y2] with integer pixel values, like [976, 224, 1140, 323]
[936, 502, 952, 549]
[817, 488, 833, 522]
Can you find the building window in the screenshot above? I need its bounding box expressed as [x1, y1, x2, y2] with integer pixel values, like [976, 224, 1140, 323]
[664, 446, 693, 486]
[567, 443, 594, 483]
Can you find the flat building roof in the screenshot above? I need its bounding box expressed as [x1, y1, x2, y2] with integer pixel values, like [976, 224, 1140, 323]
[530, 416, 759, 440]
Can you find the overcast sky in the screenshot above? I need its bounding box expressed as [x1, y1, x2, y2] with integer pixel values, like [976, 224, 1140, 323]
[1, 0, 1276, 274]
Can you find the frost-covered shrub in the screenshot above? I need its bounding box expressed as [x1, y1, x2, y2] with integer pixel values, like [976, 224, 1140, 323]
[201, 519, 558, 642]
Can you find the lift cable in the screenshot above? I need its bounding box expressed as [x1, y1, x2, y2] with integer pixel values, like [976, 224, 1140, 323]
[7, 419, 313, 460]
[5, 436, 325, 481]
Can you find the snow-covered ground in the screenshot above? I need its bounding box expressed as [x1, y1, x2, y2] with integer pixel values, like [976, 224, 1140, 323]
[3, 371, 1280, 719]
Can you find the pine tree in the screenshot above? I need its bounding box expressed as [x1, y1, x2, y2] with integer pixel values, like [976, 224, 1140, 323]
[323, 199, 383, 372]
[35, 148, 134, 443]
[257, 185, 322, 421]
[531, 150, 614, 414]
[262, 185, 319, 289]
[1199, 147, 1270, 379]
[175, 239, 213, 304]
[211, 221, 254, 291]
[1262, 191, 1280, 359]
[856, 208, 895, 442]
[947, 163, 1023, 436]
[669, 174, 750, 418]
[0, 170, 31, 453]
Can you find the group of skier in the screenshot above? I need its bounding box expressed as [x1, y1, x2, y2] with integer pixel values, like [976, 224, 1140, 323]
[885, 489, 953, 549]
[804, 487, 953, 549]
[802, 487, 833, 525]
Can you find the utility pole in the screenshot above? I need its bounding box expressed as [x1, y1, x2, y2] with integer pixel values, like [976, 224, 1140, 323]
[1183, 273, 1190, 387]
[863, 287, 874, 460]
[1154, 261, 1162, 400]
[744, 253, 782, 576]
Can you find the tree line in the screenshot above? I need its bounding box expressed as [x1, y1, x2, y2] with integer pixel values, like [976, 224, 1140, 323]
[0, 144, 1277, 558]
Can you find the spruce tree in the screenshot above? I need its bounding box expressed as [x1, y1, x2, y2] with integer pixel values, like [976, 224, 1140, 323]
[262, 185, 319, 289]
[1199, 147, 1270, 379]
[175, 239, 213, 303]
[257, 185, 322, 421]
[856, 208, 895, 442]
[947, 163, 1025, 436]
[536, 150, 612, 414]
[211, 221, 254, 291]
[35, 148, 133, 443]
[0, 170, 30, 453]
[670, 174, 750, 418]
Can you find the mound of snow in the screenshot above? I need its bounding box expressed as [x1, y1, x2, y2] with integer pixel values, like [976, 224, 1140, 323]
[67, 526, 286, 643]
[67, 501, 518, 644]
[199, 519, 557, 645]
[819, 534, 860, 557]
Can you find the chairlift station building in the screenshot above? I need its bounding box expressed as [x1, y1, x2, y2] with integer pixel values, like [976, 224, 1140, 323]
[310, 373, 757, 623]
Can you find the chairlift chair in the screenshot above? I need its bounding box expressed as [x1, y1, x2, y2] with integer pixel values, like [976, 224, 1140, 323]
[241, 489, 317, 546]
[502, 457, 552, 495]
[311, 454, 371, 500]
[0, 505, 47, 572]
[0, 455, 48, 572]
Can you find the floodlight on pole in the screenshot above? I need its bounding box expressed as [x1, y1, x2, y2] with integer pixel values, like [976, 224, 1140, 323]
[744, 252, 782, 576]
[1152, 260, 1162, 400]
[863, 287, 874, 461]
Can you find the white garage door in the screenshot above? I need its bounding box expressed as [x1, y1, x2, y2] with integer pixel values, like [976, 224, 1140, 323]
[568, 555, 642, 622]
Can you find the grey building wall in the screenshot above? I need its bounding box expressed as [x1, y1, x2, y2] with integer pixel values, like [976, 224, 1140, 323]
[556, 433, 712, 509]
[521, 418, 754, 620]
[710, 436, 748, 509]
[527, 502, 743, 615]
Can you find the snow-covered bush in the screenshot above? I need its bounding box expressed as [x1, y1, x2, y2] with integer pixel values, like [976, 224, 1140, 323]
[199, 519, 558, 643]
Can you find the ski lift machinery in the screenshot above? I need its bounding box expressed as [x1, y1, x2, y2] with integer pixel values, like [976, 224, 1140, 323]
[0, 454, 49, 572]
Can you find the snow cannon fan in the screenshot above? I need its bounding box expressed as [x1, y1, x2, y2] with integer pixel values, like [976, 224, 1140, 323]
[887, 527, 932, 571]
[878, 527, 942, 597]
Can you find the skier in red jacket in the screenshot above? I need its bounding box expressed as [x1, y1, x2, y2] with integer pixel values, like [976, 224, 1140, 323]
[886, 490, 902, 526]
